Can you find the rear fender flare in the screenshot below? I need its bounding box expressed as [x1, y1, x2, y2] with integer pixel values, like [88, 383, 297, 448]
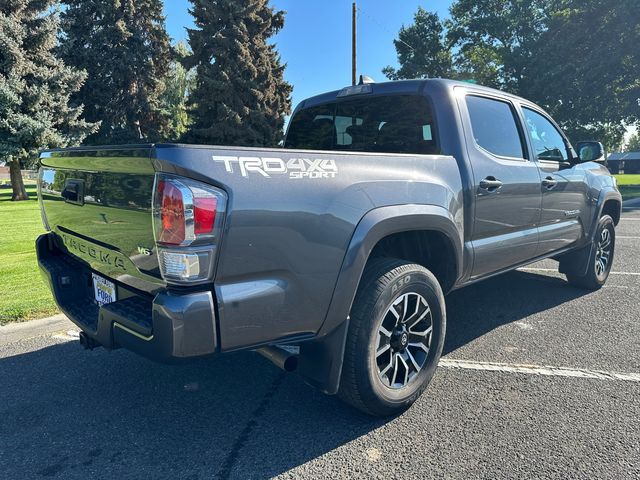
[297, 204, 463, 394]
[321, 204, 462, 336]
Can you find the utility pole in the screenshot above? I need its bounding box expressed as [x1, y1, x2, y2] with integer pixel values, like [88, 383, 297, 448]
[352, 2, 357, 86]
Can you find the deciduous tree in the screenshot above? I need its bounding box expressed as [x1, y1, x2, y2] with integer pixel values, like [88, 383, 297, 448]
[522, 0, 640, 149]
[447, 0, 553, 91]
[625, 132, 640, 153]
[387, 1, 639, 149]
[383, 8, 453, 81]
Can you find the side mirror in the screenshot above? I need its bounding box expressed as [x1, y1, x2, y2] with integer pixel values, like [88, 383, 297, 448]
[576, 141, 606, 163]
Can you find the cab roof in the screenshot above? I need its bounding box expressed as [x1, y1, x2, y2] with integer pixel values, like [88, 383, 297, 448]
[295, 78, 529, 111]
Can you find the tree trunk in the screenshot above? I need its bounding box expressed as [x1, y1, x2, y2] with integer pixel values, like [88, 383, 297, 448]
[9, 159, 29, 201]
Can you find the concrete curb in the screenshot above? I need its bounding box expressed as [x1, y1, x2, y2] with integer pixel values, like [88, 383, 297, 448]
[622, 197, 640, 208]
[0, 314, 75, 346]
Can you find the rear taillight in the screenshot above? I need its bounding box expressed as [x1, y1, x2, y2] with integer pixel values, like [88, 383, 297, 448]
[194, 196, 217, 235]
[156, 180, 186, 245]
[152, 174, 226, 284]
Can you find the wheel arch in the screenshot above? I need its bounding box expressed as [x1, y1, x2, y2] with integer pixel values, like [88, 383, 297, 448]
[592, 189, 622, 237]
[322, 204, 462, 335]
[601, 197, 621, 226]
[368, 230, 458, 294]
[297, 204, 462, 395]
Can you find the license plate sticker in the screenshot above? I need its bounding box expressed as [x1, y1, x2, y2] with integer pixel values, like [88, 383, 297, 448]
[92, 274, 116, 307]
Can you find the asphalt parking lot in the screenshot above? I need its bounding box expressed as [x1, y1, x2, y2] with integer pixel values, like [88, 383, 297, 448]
[1, 207, 639, 480]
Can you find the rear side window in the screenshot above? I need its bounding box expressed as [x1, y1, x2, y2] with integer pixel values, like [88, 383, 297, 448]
[465, 95, 525, 159]
[285, 95, 438, 155]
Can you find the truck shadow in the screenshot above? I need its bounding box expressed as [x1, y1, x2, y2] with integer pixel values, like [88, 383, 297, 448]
[0, 270, 590, 479]
[443, 269, 589, 355]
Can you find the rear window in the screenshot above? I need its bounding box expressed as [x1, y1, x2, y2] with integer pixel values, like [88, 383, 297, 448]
[284, 95, 438, 155]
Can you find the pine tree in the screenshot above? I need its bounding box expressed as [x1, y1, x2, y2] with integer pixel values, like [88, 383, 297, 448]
[0, 0, 97, 201]
[184, 0, 292, 147]
[59, 0, 172, 144]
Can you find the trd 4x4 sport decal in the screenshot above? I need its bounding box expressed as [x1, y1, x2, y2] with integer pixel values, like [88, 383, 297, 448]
[213, 155, 338, 179]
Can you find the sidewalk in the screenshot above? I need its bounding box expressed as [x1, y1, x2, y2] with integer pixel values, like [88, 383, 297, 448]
[0, 314, 74, 346]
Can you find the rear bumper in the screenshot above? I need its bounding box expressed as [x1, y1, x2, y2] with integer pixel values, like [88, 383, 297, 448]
[36, 233, 218, 362]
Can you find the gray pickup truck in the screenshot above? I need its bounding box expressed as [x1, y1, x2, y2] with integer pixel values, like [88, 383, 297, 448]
[36, 79, 621, 416]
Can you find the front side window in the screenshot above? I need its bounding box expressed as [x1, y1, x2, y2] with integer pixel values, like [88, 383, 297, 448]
[522, 107, 569, 162]
[465, 95, 525, 159]
[285, 95, 438, 155]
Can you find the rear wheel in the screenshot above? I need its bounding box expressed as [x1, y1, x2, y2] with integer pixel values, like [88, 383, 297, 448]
[565, 215, 615, 290]
[338, 258, 446, 416]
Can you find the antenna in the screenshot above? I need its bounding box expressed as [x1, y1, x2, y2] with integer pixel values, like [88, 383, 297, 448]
[352, 2, 357, 86]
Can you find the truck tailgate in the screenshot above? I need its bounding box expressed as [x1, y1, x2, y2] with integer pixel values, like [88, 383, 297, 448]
[38, 146, 164, 293]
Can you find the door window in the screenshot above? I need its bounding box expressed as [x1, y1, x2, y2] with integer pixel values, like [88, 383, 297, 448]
[522, 107, 569, 162]
[465, 95, 525, 159]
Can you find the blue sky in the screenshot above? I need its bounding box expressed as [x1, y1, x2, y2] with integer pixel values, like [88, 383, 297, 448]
[163, 1, 453, 109]
[162, 1, 637, 143]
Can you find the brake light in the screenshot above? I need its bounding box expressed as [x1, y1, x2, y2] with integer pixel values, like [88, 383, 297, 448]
[194, 196, 217, 235]
[152, 174, 227, 284]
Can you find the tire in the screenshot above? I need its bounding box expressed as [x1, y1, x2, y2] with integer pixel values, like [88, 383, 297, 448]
[338, 258, 446, 416]
[565, 215, 615, 290]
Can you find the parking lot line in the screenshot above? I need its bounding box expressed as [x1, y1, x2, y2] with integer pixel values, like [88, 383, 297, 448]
[440, 359, 640, 382]
[519, 267, 640, 276]
[617, 235, 640, 239]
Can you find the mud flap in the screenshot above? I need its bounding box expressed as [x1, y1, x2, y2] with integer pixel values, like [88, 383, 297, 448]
[297, 318, 350, 395]
[558, 242, 594, 278]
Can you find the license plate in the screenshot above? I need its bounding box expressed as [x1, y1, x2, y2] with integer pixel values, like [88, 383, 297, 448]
[92, 273, 116, 307]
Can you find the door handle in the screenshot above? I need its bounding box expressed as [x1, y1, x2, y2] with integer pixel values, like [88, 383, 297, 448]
[542, 177, 558, 189]
[479, 177, 503, 191]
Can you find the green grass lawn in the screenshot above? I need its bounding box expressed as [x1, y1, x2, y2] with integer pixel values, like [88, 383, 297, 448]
[0, 173, 638, 326]
[614, 174, 640, 201]
[614, 174, 640, 186]
[0, 185, 58, 325]
[618, 185, 640, 201]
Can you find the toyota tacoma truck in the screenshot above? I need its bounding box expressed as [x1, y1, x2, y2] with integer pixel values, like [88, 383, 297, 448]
[36, 79, 621, 416]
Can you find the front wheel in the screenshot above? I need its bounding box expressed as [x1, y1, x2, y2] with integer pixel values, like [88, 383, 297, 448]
[565, 215, 616, 290]
[338, 258, 446, 416]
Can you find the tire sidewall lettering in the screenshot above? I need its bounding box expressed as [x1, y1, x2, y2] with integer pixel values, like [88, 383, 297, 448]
[391, 275, 411, 295]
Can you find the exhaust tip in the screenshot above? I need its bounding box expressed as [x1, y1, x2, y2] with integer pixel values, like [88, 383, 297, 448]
[256, 346, 298, 372]
[78, 331, 100, 350]
[282, 354, 298, 373]
[79, 331, 88, 349]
